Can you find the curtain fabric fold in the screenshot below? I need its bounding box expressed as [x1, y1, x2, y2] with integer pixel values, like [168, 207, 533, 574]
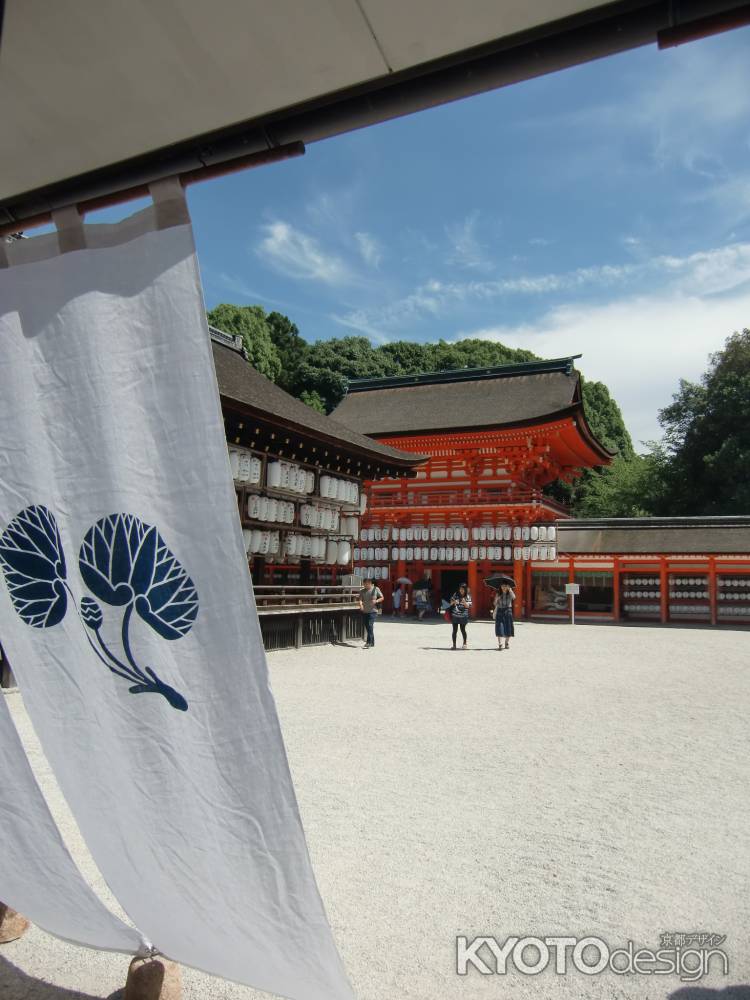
[0, 202, 353, 1000]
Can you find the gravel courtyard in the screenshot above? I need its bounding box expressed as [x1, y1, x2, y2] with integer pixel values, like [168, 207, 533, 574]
[2, 618, 749, 1000]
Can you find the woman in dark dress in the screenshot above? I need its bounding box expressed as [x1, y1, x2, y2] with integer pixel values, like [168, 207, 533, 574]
[449, 583, 472, 649]
[493, 583, 515, 650]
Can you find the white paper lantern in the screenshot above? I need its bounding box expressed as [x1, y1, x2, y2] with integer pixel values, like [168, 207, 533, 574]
[430, 547, 438, 560]
[503, 526, 512, 542]
[266, 460, 281, 489]
[479, 546, 487, 560]
[513, 546, 522, 560]
[486, 526, 495, 541]
[338, 541, 351, 565]
[513, 526, 522, 540]
[439, 526, 446, 541]
[438, 547, 446, 561]
[470, 547, 478, 560]
[461, 547, 469, 561]
[229, 450, 241, 479]
[503, 546, 512, 562]
[530, 526, 539, 541]
[242, 528, 253, 553]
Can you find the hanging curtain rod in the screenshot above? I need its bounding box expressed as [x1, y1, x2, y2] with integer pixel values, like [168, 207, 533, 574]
[0, 141, 305, 239]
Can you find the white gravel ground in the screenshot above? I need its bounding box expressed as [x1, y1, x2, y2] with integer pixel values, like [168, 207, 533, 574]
[2, 618, 750, 1000]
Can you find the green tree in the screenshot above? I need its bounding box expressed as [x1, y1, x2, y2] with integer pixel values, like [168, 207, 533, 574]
[299, 389, 327, 414]
[207, 304, 282, 382]
[656, 328, 750, 514]
[573, 448, 668, 517]
[265, 311, 309, 395]
[581, 379, 634, 459]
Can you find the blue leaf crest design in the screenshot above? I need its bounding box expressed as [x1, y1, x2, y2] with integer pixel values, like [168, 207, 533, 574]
[0, 505, 68, 628]
[0, 506, 196, 710]
[78, 514, 198, 640]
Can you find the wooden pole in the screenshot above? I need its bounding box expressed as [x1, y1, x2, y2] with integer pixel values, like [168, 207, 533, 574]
[660, 557, 669, 624]
[125, 956, 181, 1000]
[0, 903, 30, 943]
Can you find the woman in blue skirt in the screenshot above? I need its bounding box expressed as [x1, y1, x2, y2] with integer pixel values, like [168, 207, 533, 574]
[493, 583, 515, 651]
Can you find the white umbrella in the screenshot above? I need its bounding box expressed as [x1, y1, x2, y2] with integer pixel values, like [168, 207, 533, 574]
[396, 576, 412, 585]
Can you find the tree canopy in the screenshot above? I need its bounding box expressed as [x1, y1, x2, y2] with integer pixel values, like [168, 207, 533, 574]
[207, 303, 749, 519]
[655, 328, 750, 514]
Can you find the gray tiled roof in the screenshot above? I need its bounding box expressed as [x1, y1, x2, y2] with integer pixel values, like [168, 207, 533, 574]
[557, 517, 750, 554]
[332, 366, 581, 436]
[211, 340, 424, 468]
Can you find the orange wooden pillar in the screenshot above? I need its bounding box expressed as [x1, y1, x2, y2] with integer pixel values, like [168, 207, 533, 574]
[659, 557, 669, 624]
[613, 557, 621, 621]
[525, 560, 533, 619]
[468, 559, 480, 618]
[513, 558, 524, 620]
[709, 556, 717, 626]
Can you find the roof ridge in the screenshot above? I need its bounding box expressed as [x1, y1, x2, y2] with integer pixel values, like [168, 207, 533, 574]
[345, 355, 581, 392]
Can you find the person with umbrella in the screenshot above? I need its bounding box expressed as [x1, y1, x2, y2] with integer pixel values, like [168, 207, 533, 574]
[449, 583, 472, 649]
[487, 574, 515, 651]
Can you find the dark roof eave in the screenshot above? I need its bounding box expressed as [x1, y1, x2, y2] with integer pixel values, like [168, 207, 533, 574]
[362, 403, 616, 460]
[346, 355, 582, 392]
[220, 393, 428, 470]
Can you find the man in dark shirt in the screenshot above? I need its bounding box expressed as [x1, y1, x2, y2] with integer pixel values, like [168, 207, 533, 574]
[358, 578, 384, 648]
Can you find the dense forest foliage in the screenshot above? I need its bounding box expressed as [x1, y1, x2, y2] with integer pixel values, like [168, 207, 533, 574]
[208, 304, 749, 518]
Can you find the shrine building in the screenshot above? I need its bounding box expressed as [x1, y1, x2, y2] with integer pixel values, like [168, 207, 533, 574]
[332, 357, 614, 618]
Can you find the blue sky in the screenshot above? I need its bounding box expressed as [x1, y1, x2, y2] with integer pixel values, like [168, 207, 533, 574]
[188, 27, 750, 448]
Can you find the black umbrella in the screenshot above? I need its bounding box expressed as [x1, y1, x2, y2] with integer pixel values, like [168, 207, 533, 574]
[484, 574, 515, 589]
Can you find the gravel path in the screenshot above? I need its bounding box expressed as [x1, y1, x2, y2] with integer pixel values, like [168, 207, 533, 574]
[2, 618, 749, 1000]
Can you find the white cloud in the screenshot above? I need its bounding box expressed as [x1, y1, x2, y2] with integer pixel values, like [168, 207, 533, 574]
[446, 211, 493, 271]
[354, 231, 382, 269]
[335, 241, 750, 335]
[462, 290, 750, 448]
[256, 221, 352, 284]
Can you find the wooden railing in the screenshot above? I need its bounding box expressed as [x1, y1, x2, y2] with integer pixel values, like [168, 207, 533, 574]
[369, 488, 569, 515]
[253, 584, 360, 615]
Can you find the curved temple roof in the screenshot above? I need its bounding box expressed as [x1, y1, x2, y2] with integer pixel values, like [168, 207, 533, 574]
[211, 334, 425, 472]
[331, 357, 615, 464]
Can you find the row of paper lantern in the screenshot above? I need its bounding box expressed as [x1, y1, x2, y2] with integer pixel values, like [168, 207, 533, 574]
[624, 577, 659, 586]
[718, 592, 750, 601]
[357, 566, 389, 581]
[299, 504, 342, 531]
[319, 475, 360, 505]
[669, 604, 709, 614]
[623, 604, 660, 614]
[670, 590, 709, 599]
[267, 461, 316, 494]
[284, 534, 352, 564]
[229, 449, 263, 485]
[718, 578, 749, 587]
[247, 495, 295, 524]
[354, 544, 558, 563]
[361, 524, 556, 543]
[718, 606, 750, 616]
[670, 577, 707, 586]
[622, 590, 661, 598]
[242, 529, 281, 556]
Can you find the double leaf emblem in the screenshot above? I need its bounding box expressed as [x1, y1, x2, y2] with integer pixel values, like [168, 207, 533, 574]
[0, 506, 198, 711]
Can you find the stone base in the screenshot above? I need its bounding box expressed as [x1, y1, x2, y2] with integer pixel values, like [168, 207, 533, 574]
[124, 956, 181, 1000]
[0, 904, 30, 943]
